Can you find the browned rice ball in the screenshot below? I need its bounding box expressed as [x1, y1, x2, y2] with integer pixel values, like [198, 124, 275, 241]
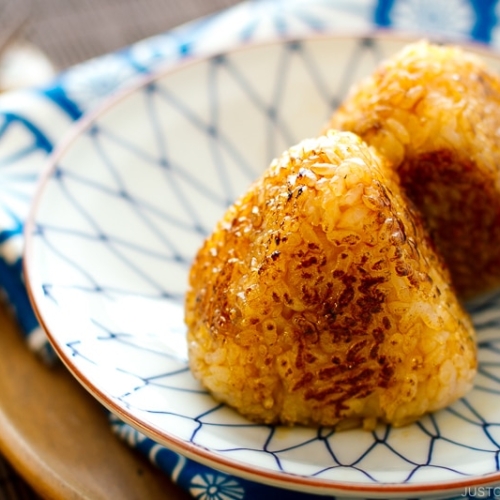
[185, 130, 476, 429]
[328, 40, 500, 299]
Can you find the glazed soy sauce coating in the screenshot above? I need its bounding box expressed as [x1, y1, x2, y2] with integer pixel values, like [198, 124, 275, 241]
[328, 41, 500, 299]
[185, 131, 476, 429]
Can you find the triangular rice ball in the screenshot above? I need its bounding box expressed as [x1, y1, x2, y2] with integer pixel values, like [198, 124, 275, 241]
[185, 130, 476, 429]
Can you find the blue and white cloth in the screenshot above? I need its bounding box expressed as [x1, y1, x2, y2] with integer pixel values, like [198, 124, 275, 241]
[1, 0, 500, 499]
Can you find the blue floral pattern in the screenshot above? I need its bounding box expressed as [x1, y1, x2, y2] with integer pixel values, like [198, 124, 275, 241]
[189, 474, 245, 500]
[389, 0, 475, 39]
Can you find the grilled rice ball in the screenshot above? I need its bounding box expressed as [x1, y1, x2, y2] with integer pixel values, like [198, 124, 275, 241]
[185, 130, 476, 429]
[328, 40, 500, 299]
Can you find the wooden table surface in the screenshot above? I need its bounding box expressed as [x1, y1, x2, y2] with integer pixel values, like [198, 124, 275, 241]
[0, 0, 242, 498]
[0, 302, 191, 499]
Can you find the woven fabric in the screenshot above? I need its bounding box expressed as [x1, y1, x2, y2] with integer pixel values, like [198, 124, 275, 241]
[1, 0, 241, 69]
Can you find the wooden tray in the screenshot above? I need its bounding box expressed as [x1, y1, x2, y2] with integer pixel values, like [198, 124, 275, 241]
[0, 303, 190, 499]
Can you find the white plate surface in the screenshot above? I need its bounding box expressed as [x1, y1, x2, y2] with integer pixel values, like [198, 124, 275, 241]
[24, 34, 500, 498]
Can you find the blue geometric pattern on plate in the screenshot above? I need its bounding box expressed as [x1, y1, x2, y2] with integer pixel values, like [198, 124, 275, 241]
[1, 0, 493, 354]
[25, 35, 500, 497]
[0, 1, 376, 362]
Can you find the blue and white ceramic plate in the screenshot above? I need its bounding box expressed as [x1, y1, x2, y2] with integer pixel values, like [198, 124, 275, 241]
[24, 34, 500, 498]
